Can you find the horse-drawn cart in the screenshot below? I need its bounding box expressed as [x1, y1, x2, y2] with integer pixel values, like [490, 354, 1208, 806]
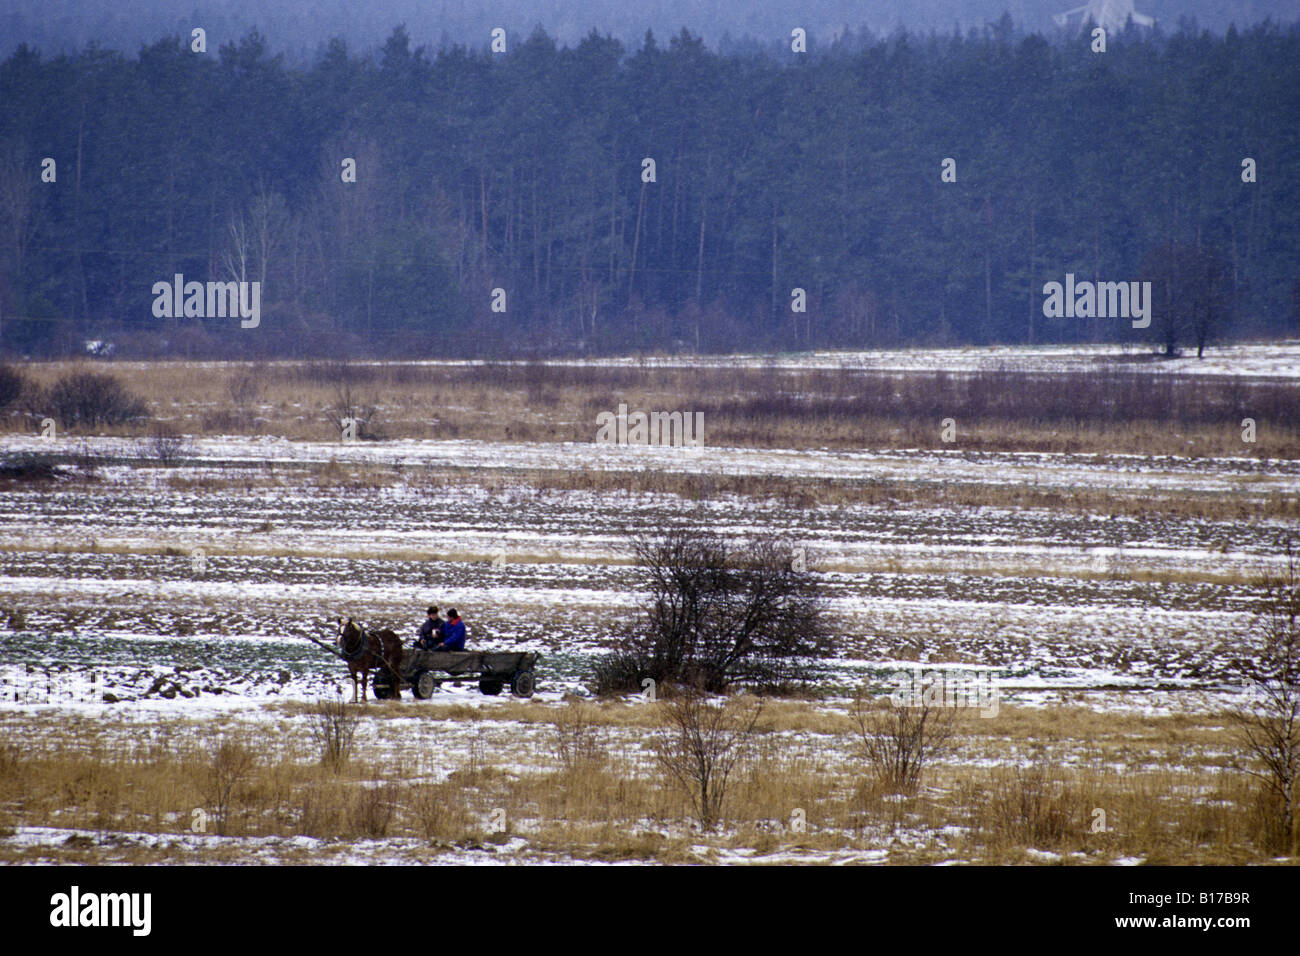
[372, 648, 539, 699]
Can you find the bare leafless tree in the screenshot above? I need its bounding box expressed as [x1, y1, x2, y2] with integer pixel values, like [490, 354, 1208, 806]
[852, 680, 957, 794]
[0, 139, 40, 282]
[1230, 543, 1300, 853]
[204, 736, 256, 836]
[1142, 243, 1232, 359]
[653, 688, 764, 830]
[223, 210, 250, 286]
[226, 367, 265, 427]
[248, 183, 288, 287]
[551, 699, 607, 773]
[596, 528, 833, 695]
[308, 695, 360, 770]
[47, 370, 148, 428]
[0, 363, 27, 411]
[140, 421, 190, 465]
[309, 134, 384, 324]
[325, 381, 380, 440]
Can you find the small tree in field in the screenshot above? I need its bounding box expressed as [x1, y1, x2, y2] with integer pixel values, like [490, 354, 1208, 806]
[325, 381, 382, 440]
[594, 529, 833, 695]
[1142, 243, 1231, 359]
[852, 680, 957, 794]
[47, 370, 148, 428]
[204, 736, 256, 836]
[141, 421, 191, 464]
[308, 695, 360, 770]
[1231, 543, 1300, 854]
[0, 364, 27, 411]
[653, 688, 764, 830]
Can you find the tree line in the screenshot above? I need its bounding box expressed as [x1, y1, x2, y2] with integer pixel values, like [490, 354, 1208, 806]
[0, 18, 1297, 358]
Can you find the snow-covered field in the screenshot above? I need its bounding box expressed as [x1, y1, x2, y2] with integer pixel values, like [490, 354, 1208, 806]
[92, 340, 1300, 380]
[0, 440, 1284, 717]
[491, 340, 1300, 380]
[2, 345, 1296, 863]
[6, 432, 1299, 499]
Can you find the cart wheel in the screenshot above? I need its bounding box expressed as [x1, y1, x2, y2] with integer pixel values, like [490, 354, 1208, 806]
[510, 670, 535, 698]
[371, 677, 394, 700]
[414, 670, 437, 699]
[478, 678, 504, 696]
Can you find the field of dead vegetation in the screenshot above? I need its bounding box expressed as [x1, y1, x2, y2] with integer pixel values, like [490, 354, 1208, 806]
[1, 346, 1297, 864]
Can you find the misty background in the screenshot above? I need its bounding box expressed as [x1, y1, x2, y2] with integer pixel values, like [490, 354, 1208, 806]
[3, 0, 1298, 61]
[0, 2, 1297, 358]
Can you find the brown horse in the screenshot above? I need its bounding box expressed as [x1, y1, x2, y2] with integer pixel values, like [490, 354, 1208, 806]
[336, 618, 404, 702]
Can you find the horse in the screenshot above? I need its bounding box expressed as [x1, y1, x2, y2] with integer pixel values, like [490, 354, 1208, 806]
[336, 618, 404, 702]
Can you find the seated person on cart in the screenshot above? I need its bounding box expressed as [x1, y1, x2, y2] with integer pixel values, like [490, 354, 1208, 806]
[431, 608, 466, 651]
[414, 606, 443, 650]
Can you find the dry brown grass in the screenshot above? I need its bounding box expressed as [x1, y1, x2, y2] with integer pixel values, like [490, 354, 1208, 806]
[9, 359, 1299, 461]
[8, 359, 1296, 531]
[0, 697, 1290, 864]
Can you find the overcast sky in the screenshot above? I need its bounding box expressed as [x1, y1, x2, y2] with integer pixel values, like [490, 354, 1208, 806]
[3, 0, 1297, 60]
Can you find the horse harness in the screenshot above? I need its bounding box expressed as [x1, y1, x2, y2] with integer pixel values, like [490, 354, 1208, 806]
[340, 624, 371, 662]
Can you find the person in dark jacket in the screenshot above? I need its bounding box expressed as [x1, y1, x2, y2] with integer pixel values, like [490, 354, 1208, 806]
[415, 606, 443, 650]
[435, 609, 466, 651]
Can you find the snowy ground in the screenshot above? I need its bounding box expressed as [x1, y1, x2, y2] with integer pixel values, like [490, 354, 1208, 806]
[7, 432, 1299, 505]
[89, 340, 1300, 380]
[2, 345, 1296, 863]
[0, 449, 1280, 718]
[495, 339, 1300, 380]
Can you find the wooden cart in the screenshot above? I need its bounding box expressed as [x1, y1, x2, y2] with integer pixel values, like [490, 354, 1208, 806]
[372, 648, 539, 699]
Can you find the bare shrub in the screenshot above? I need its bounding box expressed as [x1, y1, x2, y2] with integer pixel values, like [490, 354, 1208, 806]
[204, 737, 257, 836]
[596, 528, 833, 696]
[47, 370, 148, 428]
[296, 782, 342, 838]
[71, 447, 103, 481]
[349, 781, 397, 838]
[591, 651, 646, 698]
[851, 680, 957, 794]
[409, 781, 467, 842]
[0, 364, 27, 411]
[139, 422, 191, 465]
[226, 368, 264, 409]
[409, 783, 448, 841]
[308, 696, 360, 770]
[1229, 543, 1300, 854]
[653, 688, 764, 830]
[225, 367, 265, 430]
[552, 699, 607, 773]
[980, 758, 1084, 849]
[18, 376, 47, 427]
[325, 381, 384, 440]
[0, 453, 58, 482]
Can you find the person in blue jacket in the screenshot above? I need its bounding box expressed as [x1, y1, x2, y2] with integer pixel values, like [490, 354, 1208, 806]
[434, 609, 466, 651]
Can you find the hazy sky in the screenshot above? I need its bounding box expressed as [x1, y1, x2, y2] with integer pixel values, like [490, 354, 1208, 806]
[3, 0, 1297, 59]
